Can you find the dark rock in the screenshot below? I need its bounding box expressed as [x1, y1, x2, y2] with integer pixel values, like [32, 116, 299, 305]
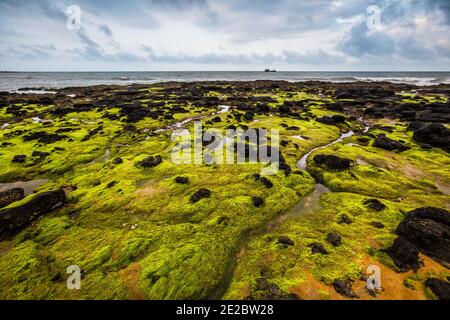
[309, 242, 329, 254]
[413, 123, 450, 151]
[259, 177, 273, 189]
[370, 221, 385, 229]
[106, 181, 117, 188]
[1, 142, 14, 147]
[356, 137, 371, 145]
[138, 155, 162, 168]
[253, 278, 300, 300]
[371, 125, 394, 133]
[175, 176, 189, 184]
[280, 140, 289, 147]
[425, 278, 450, 300]
[317, 115, 346, 125]
[112, 157, 123, 165]
[278, 105, 290, 114]
[364, 198, 386, 212]
[0, 189, 67, 239]
[407, 121, 426, 132]
[23, 131, 67, 144]
[252, 196, 264, 208]
[338, 214, 353, 224]
[313, 154, 352, 171]
[278, 162, 291, 176]
[12, 154, 26, 163]
[333, 279, 359, 298]
[190, 188, 211, 203]
[386, 236, 420, 272]
[396, 207, 450, 267]
[255, 278, 270, 291]
[277, 236, 294, 247]
[373, 134, 409, 152]
[243, 112, 255, 121]
[32, 151, 50, 159]
[0, 188, 25, 208]
[326, 233, 342, 247]
[31, 151, 50, 164]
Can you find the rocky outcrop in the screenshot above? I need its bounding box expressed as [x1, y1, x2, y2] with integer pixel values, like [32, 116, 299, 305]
[0, 189, 67, 239]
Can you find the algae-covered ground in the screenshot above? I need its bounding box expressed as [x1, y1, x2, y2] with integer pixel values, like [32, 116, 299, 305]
[0, 81, 449, 300]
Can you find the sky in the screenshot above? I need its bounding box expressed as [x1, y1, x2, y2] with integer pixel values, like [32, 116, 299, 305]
[0, 0, 450, 71]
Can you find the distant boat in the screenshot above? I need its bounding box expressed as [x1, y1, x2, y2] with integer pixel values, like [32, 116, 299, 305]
[264, 69, 276, 72]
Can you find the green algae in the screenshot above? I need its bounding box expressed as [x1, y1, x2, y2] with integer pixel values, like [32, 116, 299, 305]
[0, 86, 448, 300]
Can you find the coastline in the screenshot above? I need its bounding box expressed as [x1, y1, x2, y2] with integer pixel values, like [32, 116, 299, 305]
[0, 80, 449, 300]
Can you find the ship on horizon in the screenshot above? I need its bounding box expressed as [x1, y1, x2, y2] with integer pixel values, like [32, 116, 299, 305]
[264, 68, 276, 72]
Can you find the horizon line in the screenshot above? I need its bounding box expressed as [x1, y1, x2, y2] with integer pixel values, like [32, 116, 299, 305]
[2, 70, 450, 73]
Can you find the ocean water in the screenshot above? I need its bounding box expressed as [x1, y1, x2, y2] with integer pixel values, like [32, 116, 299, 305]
[1, 71, 450, 91]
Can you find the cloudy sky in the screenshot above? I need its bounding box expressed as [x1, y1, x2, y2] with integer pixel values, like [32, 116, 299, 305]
[1, 0, 449, 71]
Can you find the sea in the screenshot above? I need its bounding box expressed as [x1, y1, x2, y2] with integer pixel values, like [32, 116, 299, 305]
[1, 71, 450, 92]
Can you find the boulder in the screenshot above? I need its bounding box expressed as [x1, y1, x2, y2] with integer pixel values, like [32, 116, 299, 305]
[370, 221, 385, 229]
[112, 157, 123, 165]
[406, 121, 426, 132]
[313, 154, 352, 171]
[175, 176, 189, 184]
[338, 214, 353, 224]
[386, 236, 420, 272]
[396, 207, 450, 267]
[23, 131, 67, 144]
[253, 278, 300, 300]
[0, 188, 25, 208]
[12, 155, 26, 163]
[425, 278, 450, 300]
[333, 279, 359, 298]
[373, 134, 409, 152]
[259, 177, 273, 189]
[326, 233, 342, 247]
[252, 196, 264, 208]
[190, 188, 211, 203]
[309, 242, 329, 254]
[317, 115, 346, 125]
[138, 155, 162, 168]
[277, 236, 294, 247]
[413, 123, 450, 151]
[363, 198, 386, 212]
[0, 189, 67, 239]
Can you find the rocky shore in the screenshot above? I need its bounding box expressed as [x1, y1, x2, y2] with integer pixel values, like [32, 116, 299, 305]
[0, 80, 449, 300]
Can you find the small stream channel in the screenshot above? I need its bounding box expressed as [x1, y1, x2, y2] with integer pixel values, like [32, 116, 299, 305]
[211, 125, 367, 299]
